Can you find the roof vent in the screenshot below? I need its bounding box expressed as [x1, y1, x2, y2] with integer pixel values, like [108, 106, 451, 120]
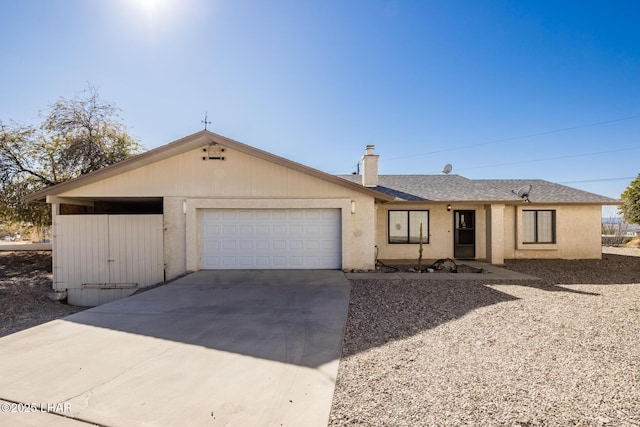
[202, 144, 225, 161]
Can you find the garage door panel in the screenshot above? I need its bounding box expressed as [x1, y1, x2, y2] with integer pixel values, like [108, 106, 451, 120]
[255, 211, 270, 220]
[202, 240, 221, 251]
[238, 211, 253, 220]
[239, 241, 253, 250]
[288, 210, 304, 219]
[272, 225, 287, 234]
[306, 240, 321, 249]
[256, 240, 270, 250]
[238, 257, 253, 266]
[304, 210, 319, 220]
[203, 224, 220, 235]
[306, 224, 321, 234]
[272, 240, 287, 250]
[203, 257, 221, 267]
[203, 211, 222, 221]
[255, 225, 269, 235]
[222, 211, 237, 220]
[289, 225, 304, 235]
[222, 256, 237, 266]
[222, 225, 237, 234]
[323, 240, 339, 249]
[200, 209, 341, 269]
[290, 240, 304, 250]
[271, 211, 287, 220]
[222, 241, 237, 250]
[256, 256, 270, 266]
[273, 256, 287, 266]
[305, 257, 318, 266]
[238, 225, 253, 234]
[289, 257, 304, 266]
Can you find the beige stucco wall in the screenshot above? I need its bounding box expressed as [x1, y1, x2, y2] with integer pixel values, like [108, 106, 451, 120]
[376, 202, 602, 263]
[53, 145, 378, 277]
[163, 197, 187, 279]
[485, 204, 505, 264]
[375, 203, 488, 261]
[504, 204, 603, 260]
[48, 143, 604, 273]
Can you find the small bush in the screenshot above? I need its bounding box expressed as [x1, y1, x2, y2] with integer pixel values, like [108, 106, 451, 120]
[624, 236, 640, 248]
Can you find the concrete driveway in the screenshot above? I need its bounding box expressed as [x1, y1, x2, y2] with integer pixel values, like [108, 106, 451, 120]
[0, 270, 350, 427]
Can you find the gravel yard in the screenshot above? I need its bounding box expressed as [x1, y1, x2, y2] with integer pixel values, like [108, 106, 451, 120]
[330, 252, 640, 426]
[2, 250, 639, 425]
[0, 251, 84, 338]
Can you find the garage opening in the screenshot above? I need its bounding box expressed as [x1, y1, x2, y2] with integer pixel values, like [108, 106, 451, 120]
[199, 208, 342, 269]
[59, 198, 163, 215]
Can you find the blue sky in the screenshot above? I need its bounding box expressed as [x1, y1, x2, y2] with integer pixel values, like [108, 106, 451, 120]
[1, 0, 639, 200]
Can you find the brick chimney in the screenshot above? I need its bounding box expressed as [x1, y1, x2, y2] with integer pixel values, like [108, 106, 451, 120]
[362, 145, 379, 187]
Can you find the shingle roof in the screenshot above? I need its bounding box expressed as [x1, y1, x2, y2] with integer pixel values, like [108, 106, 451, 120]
[337, 174, 619, 204]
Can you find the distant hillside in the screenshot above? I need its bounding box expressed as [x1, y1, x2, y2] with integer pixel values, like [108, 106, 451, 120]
[603, 217, 640, 231]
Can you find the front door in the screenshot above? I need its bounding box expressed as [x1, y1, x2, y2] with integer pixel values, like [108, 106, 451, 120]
[454, 210, 475, 259]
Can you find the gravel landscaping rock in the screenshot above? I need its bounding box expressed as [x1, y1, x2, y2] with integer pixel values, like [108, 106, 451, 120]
[2, 251, 639, 425]
[0, 251, 84, 338]
[330, 254, 640, 426]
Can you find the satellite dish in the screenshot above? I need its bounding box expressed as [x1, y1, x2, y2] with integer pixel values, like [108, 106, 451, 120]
[512, 184, 532, 203]
[442, 164, 453, 174]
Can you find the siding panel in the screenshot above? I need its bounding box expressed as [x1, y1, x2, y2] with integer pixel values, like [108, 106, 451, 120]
[108, 215, 164, 287]
[54, 214, 164, 306]
[55, 216, 109, 288]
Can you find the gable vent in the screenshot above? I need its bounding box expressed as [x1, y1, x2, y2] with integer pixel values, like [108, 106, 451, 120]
[202, 145, 225, 161]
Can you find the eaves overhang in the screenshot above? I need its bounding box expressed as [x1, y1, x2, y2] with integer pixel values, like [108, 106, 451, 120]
[379, 198, 622, 206]
[25, 130, 395, 203]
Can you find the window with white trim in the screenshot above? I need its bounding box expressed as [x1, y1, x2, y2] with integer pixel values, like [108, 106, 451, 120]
[522, 210, 556, 243]
[388, 210, 429, 244]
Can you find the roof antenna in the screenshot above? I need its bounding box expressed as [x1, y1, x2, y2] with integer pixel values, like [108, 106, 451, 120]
[352, 162, 361, 175]
[512, 184, 532, 203]
[201, 112, 211, 130]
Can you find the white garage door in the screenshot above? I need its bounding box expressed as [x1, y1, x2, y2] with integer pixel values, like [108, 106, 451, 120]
[200, 209, 342, 269]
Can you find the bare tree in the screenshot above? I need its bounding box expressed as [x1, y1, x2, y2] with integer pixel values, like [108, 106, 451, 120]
[601, 206, 630, 247]
[0, 86, 143, 227]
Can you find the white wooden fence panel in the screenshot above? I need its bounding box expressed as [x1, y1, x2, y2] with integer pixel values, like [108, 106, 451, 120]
[54, 214, 164, 306]
[108, 215, 164, 287]
[54, 216, 109, 289]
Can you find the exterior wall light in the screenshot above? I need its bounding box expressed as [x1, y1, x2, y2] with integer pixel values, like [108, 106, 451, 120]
[447, 204, 452, 211]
